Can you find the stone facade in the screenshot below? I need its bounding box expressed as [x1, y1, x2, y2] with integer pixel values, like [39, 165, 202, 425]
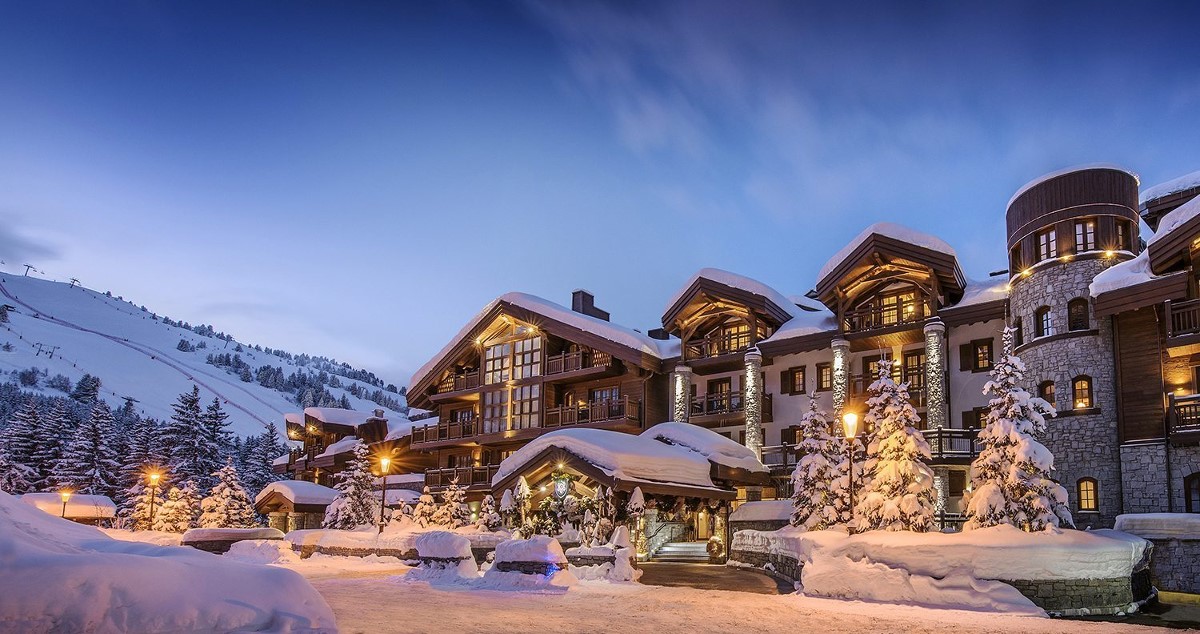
[1168, 445, 1200, 512]
[1011, 258, 1122, 528]
[1143, 538, 1200, 593]
[729, 519, 790, 534]
[566, 554, 617, 567]
[1120, 443, 1170, 513]
[727, 547, 802, 583]
[495, 560, 565, 575]
[292, 543, 420, 560]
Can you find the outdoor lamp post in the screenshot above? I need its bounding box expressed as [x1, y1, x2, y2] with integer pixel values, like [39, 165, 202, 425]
[148, 471, 161, 526]
[59, 489, 72, 519]
[841, 412, 859, 534]
[378, 457, 392, 534]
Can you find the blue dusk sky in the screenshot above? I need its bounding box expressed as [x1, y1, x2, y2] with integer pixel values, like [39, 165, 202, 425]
[1, 1, 1198, 384]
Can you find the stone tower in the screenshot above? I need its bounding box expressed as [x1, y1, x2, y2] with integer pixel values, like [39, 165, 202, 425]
[1005, 166, 1141, 528]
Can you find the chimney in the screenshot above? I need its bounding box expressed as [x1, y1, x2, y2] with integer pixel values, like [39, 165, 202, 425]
[648, 328, 670, 340]
[373, 408, 384, 418]
[571, 289, 610, 321]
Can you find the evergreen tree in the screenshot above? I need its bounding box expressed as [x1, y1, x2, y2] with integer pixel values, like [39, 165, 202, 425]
[322, 441, 378, 530]
[475, 494, 502, 531]
[626, 487, 646, 553]
[964, 327, 1073, 532]
[124, 483, 160, 531]
[0, 441, 33, 494]
[162, 387, 208, 486]
[499, 489, 516, 526]
[410, 486, 439, 528]
[432, 478, 470, 529]
[199, 398, 232, 473]
[33, 400, 75, 491]
[198, 460, 258, 528]
[790, 397, 843, 530]
[0, 304, 8, 323]
[118, 417, 166, 510]
[592, 485, 615, 544]
[69, 374, 102, 404]
[53, 401, 120, 497]
[154, 481, 201, 533]
[1, 398, 41, 492]
[854, 358, 937, 532]
[242, 422, 285, 497]
[515, 476, 532, 528]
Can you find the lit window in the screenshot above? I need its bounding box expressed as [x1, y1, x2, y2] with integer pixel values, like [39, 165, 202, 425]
[972, 340, 993, 372]
[1037, 228, 1057, 261]
[1072, 376, 1093, 409]
[481, 390, 509, 435]
[1077, 478, 1098, 512]
[1074, 219, 1096, 253]
[786, 367, 806, 395]
[817, 363, 832, 391]
[1068, 298, 1089, 331]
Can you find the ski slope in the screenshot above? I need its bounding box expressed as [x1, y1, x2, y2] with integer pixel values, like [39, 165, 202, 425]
[0, 274, 405, 437]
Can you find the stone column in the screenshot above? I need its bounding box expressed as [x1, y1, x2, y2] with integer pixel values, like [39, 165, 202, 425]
[671, 365, 693, 423]
[933, 466, 950, 515]
[744, 347, 764, 460]
[923, 320, 948, 429]
[832, 338, 851, 416]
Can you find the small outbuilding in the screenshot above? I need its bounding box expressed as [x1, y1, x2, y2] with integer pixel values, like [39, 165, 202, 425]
[254, 480, 340, 532]
[20, 493, 117, 526]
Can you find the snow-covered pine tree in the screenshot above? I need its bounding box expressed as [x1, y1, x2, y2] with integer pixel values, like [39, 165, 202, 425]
[476, 493, 502, 531]
[0, 398, 41, 493]
[69, 374, 101, 404]
[964, 326, 1073, 532]
[499, 488, 515, 526]
[118, 417, 165, 511]
[0, 441, 33, 494]
[322, 440, 378, 530]
[198, 397, 232, 480]
[515, 476, 532, 527]
[625, 487, 645, 552]
[33, 400, 75, 491]
[154, 481, 201, 533]
[790, 397, 843, 530]
[579, 509, 597, 548]
[124, 483, 159, 531]
[243, 422, 286, 497]
[198, 460, 258, 528]
[410, 486, 439, 528]
[592, 485, 615, 544]
[854, 358, 937, 532]
[163, 386, 225, 489]
[432, 478, 470, 529]
[53, 401, 120, 497]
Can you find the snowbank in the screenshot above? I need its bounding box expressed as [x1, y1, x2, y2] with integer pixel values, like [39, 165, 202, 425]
[316, 435, 359, 459]
[1088, 250, 1158, 296]
[495, 535, 567, 564]
[492, 428, 719, 490]
[641, 422, 768, 473]
[1141, 168, 1200, 204]
[416, 531, 475, 560]
[255, 479, 340, 506]
[818, 222, 956, 282]
[1114, 513, 1200, 540]
[0, 491, 335, 632]
[100, 528, 183, 546]
[182, 527, 284, 542]
[20, 493, 116, 519]
[225, 539, 304, 564]
[729, 500, 793, 522]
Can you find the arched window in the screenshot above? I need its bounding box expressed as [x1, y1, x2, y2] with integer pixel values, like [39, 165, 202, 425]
[1035, 306, 1054, 338]
[1186, 472, 1200, 513]
[1072, 376, 1093, 409]
[1038, 380, 1056, 406]
[1077, 478, 1098, 512]
[1068, 298, 1089, 331]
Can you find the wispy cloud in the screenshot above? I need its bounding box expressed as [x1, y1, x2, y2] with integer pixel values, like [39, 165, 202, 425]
[0, 214, 59, 265]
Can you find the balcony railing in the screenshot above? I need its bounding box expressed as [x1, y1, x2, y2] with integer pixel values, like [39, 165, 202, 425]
[424, 465, 500, 489]
[544, 396, 639, 428]
[436, 370, 480, 394]
[689, 390, 773, 421]
[843, 299, 930, 334]
[411, 417, 477, 445]
[848, 373, 928, 407]
[1166, 298, 1200, 339]
[922, 427, 980, 459]
[1169, 393, 1200, 445]
[684, 331, 752, 360]
[544, 350, 613, 376]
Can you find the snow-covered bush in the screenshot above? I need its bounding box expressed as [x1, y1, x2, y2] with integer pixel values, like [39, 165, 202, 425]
[790, 397, 843, 530]
[410, 486, 439, 528]
[198, 461, 257, 529]
[476, 494, 502, 531]
[431, 478, 471, 529]
[154, 481, 201, 533]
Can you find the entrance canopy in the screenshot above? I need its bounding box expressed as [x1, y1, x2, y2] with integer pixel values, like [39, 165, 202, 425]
[491, 423, 770, 501]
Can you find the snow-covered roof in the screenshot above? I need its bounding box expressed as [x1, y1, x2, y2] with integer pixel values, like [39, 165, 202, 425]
[304, 407, 378, 427]
[20, 493, 116, 519]
[1007, 163, 1139, 210]
[728, 499, 793, 522]
[410, 292, 671, 390]
[817, 222, 957, 282]
[272, 452, 292, 466]
[758, 307, 837, 345]
[316, 436, 360, 459]
[383, 415, 417, 440]
[1140, 169, 1200, 205]
[254, 480, 339, 506]
[663, 268, 802, 320]
[1147, 195, 1200, 248]
[1089, 251, 1156, 296]
[952, 277, 1009, 308]
[284, 412, 305, 428]
[640, 422, 767, 473]
[492, 428, 719, 490]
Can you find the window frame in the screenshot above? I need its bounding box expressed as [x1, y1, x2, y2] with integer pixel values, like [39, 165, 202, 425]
[1074, 219, 1096, 253]
[1077, 477, 1099, 512]
[1038, 380, 1056, 407]
[970, 338, 993, 372]
[1072, 375, 1093, 409]
[1037, 228, 1058, 261]
[1035, 306, 1054, 338]
[816, 362, 832, 392]
[783, 366, 807, 395]
[1186, 472, 1200, 514]
[1067, 298, 1090, 332]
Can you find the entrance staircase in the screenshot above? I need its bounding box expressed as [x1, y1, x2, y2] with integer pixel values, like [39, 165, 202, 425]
[650, 541, 711, 563]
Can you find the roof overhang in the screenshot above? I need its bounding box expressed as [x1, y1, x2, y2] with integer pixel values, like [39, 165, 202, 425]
[813, 233, 966, 309]
[1094, 271, 1189, 317]
[662, 276, 795, 334]
[1147, 213, 1200, 275]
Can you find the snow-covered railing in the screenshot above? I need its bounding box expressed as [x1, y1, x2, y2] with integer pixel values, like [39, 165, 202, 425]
[544, 349, 612, 375]
[842, 297, 931, 334]
[424, 465, 500, 490]
[1168, 393, 1200, 445]
[412, 417, 477, 446]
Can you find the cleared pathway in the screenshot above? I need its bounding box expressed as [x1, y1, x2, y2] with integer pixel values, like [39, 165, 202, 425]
[638, 562, 793, 595]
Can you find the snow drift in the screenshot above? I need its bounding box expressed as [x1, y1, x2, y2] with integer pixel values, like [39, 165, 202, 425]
[0, 491, 335, 632]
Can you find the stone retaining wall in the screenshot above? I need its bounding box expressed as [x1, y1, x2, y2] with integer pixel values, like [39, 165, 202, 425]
[729, 519, 790, 535]
[566, 554, 616, 567]
[727, 547, 802, 584]
[291, 543, 420, 560]
[495, 561, 564, 575]
[1144, 538, 1200, 594]
[185, 538, 282, 555]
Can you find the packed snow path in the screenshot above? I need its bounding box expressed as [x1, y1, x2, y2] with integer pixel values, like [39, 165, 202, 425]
[312, 572, 1152, 634]
[0, 276, 279, 430]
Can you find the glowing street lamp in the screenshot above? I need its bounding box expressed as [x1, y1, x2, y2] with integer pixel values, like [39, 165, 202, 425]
[842, 412, 859, 534]
[147, 471, 162, 527]
[59, 489, 73, 519]
[378, 456, 392, 534]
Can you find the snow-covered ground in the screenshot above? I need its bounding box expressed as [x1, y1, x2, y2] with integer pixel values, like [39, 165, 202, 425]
[0, 273, 405, 436]
[311, 573, 1150, 634]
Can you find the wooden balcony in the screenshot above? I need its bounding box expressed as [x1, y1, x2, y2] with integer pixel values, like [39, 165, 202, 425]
[843, 299, 930, 335]
[1166, 299, 1200, 349]
[848, 374, 928, 408]
[689, 390, 773, 427]
[683, 332, 753, 373]
[922, 427, 980, 464]
[411, 417, 478, 448]
[542, 350, 618, 383]
[432, 370, 480, 400]
[544, 396, 640, 429]
[1169, 393, 1200, 446]
[424, 465, 500, 491]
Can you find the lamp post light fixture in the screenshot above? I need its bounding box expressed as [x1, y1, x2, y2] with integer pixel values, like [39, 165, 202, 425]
[148, 471, 162, 527]
[378, 457, 392, 534]
[59, 489, 73, 519]
[841, 412, 859, 534]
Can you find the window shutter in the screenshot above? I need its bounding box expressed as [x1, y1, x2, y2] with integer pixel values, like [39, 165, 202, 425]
[958, 344, 972, 372]
[780, 370, 791, 394]
[962, 410, 976, 428]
